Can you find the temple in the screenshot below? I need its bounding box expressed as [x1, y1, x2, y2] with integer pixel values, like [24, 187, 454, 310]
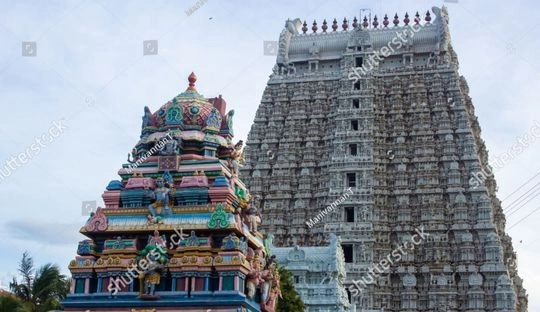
[241, 6, 527, 312]
[270, 234, 350, 311]
[63, 73, 281, 311]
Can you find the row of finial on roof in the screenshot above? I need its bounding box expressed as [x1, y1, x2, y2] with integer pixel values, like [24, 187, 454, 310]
[301, 11, 432, 34]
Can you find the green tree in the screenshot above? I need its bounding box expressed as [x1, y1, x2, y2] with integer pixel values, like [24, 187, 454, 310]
[9, 252, 69, 312]
[0, 295, 22, 312]
[276, 266, 305, 312]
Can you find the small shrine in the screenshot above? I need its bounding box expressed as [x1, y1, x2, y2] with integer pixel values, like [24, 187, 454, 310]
[63, 73, 280, 311]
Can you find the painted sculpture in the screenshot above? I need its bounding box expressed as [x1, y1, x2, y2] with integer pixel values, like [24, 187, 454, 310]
[228, 140, 245, 176]
[147, 177, 172, 223]
[65, 73, 280, 312]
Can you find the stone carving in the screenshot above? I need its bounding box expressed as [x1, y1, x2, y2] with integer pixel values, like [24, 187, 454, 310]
[241, 7, 526, 311]
[208, 203, 230, 229]
[142, 106, 153, 129]
[147, 178, 172, 223]
[85, 208, 108, 232]
[246, 254, 262, 299]
[159, 133, 181, 156]
[260, 261, 281, 312]
[228, 140, 245, 177]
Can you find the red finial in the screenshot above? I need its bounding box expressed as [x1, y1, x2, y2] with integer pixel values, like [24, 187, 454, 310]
[372, 15, 379, 28]
[342, 18, 348, 31]
[383, 14, 389, 28]
[393, 13, 399, 26]
[425, 10, 432, 23]
[332, 18, 338, 32]
[363, 16, 369, 28]
[188, 72, 197, 90]
[322, 19, 328, 32]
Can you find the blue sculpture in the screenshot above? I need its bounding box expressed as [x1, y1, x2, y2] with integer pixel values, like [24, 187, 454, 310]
[148, 178, 172, 222]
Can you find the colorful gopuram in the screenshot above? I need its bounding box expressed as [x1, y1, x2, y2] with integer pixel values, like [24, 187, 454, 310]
[63, 73, 281, 312]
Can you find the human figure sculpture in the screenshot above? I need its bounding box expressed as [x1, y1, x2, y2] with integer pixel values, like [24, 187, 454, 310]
[142, 261, 162, 297]
[142, 106, 152, 129]
[229, 140, 245, 176]
[127, 147, 138, 163]
[245, 206, 261, 233]
[244, 195, 261, 232]
[148, 230, 166, 249]
[246, 256, 262, 299]
[148, 178, 172, 220]
[159, 134, 181, 156]
[260, 262, 281, 312]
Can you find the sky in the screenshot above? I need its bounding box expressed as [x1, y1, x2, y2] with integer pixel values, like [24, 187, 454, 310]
[0, 0, 538, 308]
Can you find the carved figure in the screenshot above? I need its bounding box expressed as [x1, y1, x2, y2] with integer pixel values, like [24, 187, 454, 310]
[229, 140, 245, 176]
[142, 106, 152, 129]
[148, 178, 172, 221]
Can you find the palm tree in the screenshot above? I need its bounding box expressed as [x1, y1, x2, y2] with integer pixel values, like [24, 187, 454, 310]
[9, 252, 69, 312]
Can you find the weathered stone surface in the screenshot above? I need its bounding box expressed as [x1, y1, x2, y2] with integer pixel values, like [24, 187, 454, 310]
[241, 7, 527, 312]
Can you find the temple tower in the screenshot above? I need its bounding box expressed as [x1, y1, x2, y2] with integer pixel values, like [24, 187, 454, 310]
[241, 7, 527, 311]
[64, 74, 280, 311]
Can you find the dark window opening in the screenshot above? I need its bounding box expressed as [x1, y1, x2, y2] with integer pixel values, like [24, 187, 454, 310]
[352, 99, 360, 108]
[345, 207, 355, 222]
[351, 120, 359, 131]
[349, 144, 357, 156]
[347, 173, 356, 187]
[294, 276, 300, 283]
[210, 275, 219, 291]
[354, 81, 361, 90]
[342, 244, 353, 263]
[89, 276, 98, 293]
[355, 57, 363, 67]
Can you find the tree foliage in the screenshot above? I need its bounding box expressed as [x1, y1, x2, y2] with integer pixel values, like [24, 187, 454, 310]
[276, 266, 305, 312]
[0, 295, 22, 312]
[8, 251, 69, 312]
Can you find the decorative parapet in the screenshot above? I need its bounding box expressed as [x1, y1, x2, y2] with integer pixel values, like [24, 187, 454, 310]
[208, 203, 231, 229]
[84, 207, 108, 232]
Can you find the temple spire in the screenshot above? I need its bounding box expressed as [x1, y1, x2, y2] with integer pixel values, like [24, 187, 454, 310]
[188, 72, 197, 91]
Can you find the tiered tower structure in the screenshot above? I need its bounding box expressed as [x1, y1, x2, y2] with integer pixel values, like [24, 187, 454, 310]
[64, 74, 280, 312]
[241, 6, 527, 312]
[271, 234, 350, 312]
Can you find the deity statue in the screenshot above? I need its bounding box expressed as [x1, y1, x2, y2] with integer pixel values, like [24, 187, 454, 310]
[148, 178, 172, 223]
[244, 200, 261, 233]
[246, 255, 262, 299]
[148, 230, 166, 249]
[141, 261, 163, 298]
[142, 106, 152, 128]
[228, 140, 245, 176]
[159, 134, 181, 156]
[260, 262, 281, 312]
[127, 147, 138, 163]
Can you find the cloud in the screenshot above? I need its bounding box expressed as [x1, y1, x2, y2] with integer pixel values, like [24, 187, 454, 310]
[5, 219, 83, 245]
